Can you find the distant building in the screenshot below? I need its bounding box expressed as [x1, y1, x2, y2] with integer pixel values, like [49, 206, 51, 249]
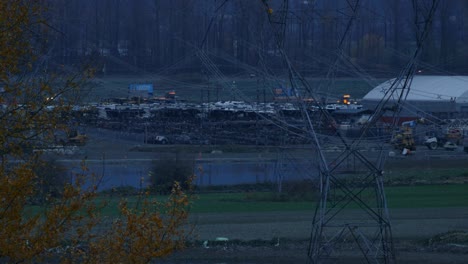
[362, 75, 468, 121]
[128, 83, 154, 98]
[273, 87, 293, 98]
[272, 86, 315, 102]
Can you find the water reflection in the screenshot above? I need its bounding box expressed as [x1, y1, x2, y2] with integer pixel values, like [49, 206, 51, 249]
[61, 159, 317, 191]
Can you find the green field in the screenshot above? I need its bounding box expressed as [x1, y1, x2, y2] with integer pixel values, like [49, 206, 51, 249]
[28, 183, 466, 217]
[93, 184, 468, 216]
[386, 184, 468, 208]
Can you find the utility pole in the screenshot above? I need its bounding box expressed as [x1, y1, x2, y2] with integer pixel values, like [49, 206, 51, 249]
[256, 77, 259, 145]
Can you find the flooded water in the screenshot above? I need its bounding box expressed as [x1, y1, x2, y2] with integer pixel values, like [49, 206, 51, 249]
[60, 158, 317, 191]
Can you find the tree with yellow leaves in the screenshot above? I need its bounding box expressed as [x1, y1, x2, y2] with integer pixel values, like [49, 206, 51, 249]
[0, 1, 193, 263]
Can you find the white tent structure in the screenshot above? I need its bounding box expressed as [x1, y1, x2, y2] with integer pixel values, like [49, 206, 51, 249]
[362, 75, 468, 120]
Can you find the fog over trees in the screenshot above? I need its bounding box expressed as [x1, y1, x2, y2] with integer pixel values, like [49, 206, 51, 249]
[46, 0, 468, 76]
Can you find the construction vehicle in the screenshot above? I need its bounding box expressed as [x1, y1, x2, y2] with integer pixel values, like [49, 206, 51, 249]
[424, 127, 462, 150]
[423, 129, 445, 150]
[391, 126, 416, 151]
[390, 120, 417, 151]
[425, 136, 458, 150]
[424, 136, 443, 150]
[446, 127, 463, 144]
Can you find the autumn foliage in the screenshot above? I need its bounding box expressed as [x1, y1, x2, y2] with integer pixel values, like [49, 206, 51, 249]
[0, 1, 193, 263]
[81, 182, 192, 263]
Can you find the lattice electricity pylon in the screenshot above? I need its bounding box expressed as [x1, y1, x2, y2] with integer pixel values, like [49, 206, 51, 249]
[198, 0, 438, 262]
[307, 145, 395, 263]
[256, 1, 396, 260]
[288, 67, 397, 263]
[260, 0, 296, 50]
[305, 1, 440, 263]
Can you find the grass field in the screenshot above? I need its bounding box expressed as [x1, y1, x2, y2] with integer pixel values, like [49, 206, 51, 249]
[93, 183, 468, 216]
[386, 184, 468, 208]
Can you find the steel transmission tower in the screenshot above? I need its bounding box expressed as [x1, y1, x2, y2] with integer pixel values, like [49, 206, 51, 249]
[259, 0, 440, 263]
[199, 0, 439, 262]
[307, 1, 440, 263]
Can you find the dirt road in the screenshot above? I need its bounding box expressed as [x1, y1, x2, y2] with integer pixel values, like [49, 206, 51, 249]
[162, 208, 468, 263]
[190, 208, 468, 241]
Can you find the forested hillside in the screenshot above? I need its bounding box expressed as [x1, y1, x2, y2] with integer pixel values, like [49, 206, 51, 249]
[45, 0, 468, 76]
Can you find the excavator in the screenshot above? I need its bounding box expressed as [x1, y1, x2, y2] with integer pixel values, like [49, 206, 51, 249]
[391, 125, 416, 151]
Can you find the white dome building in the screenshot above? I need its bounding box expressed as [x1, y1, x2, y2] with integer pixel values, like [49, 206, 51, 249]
[362, 75, 468, 120]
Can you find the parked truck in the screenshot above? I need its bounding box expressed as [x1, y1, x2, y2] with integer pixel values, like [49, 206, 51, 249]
[147, 135, 170, 144]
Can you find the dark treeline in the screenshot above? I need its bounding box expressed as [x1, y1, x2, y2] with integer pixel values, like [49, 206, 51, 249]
[45, 0, 468, 76]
